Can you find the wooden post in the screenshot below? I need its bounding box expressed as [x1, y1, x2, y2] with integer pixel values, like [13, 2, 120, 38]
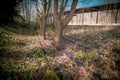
[96, 11, 98, 24]
[82, 9, 84, 25]
[91, 12, 92, 23]
[115, 9, 118, 23]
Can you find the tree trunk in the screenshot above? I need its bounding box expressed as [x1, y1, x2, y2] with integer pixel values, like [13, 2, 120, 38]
[40, 16, 46, 40]
[35, 0, 51, 40]
[54, 23, 64, 47]
[53, 0, 78, 47]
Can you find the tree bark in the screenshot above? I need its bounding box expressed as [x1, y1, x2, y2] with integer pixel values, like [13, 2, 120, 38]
[54, 23, 64, 47]
[38, 0, 51, 40]
[53, 0, 78, 47]
[40, 16, 46, 40]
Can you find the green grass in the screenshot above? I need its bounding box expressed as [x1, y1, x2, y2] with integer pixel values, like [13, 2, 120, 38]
[0, 24, 120, 80]
[64, 26, 120, 79]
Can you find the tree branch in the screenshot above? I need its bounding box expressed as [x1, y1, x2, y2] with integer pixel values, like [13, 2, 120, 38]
[59, 0, 68, 21]
[46, 0, 51, 16]
[62, 0, 78, 28]
[53, 0, 60, 25]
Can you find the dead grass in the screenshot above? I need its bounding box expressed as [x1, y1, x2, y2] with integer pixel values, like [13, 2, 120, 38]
[0, 25, 120, 80]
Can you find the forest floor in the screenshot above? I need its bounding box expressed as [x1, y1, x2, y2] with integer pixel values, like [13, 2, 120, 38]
[0, 25, 120, 80]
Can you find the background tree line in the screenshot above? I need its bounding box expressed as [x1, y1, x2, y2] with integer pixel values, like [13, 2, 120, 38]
[0, 0, 78, 47]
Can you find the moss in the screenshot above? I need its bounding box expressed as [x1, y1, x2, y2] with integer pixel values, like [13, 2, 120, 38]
[0, 32, 12, 53]
[92, 59, 103, 68]
[42, 70, 60, 80]
[102, 69, 111, 79]
[111, 39, 120, 53]
[85, 50, 97, 59]
[79, 76, 89, 80]
[41, 61, 46, 68]
[74, 52, 84, 59]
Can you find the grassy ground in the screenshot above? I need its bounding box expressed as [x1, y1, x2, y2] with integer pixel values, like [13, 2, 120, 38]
[0, 24, 120, 80]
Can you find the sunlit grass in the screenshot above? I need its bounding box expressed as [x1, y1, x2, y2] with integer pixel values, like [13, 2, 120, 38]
[0, 25, 120, 80]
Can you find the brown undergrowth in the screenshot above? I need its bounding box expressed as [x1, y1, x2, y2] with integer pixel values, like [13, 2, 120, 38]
[0, 26, 120, 80]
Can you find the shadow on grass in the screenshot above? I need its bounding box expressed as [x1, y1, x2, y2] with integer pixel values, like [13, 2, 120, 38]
[63, 26, 120, 79]
[64, 26, 120, 52]
[0, 47, 78, 80]
[0, 22, 39, 36]
[0, 47, 47, 80]
[0, 26, 120, 80]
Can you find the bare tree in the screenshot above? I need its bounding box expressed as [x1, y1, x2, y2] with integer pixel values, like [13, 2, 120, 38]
[20, 0, 33, 24]
[35, 0, 51, 40]
[53, 0, 78, 47]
